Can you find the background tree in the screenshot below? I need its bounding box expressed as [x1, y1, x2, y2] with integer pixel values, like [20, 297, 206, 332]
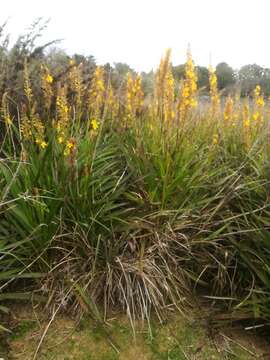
[196, 66, 209, 91]
[238, 64, 270, 96]
[215, 62, 235, 90]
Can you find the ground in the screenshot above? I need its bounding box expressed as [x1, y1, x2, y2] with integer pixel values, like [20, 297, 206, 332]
[1, 305, 270, 359]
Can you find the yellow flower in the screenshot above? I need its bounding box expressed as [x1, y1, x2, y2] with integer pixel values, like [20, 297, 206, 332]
[58, 136, 64, 144]
[64, 139, 76, 156]
[5, 115, 12, 125]
[91, 119, 99, 131]
[212, 133, 219, 145]
[257, 97, 265, 107]
[66, 141, 74, 149]
[35, 138, 47, 149]
[64, 148, 70, 156]
[244, 119, 250, 128]
[45, 74, 53, 84]
[254, 85, 265, 108]
[40, 141, 48, 149]
[97, 80, 104, 90]
[254, 85, 261, 97]
[253, 111, 260, 121]
[190, 98, 197, 108]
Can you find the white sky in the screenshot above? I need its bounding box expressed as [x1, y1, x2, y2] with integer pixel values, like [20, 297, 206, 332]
[1, 0, 269, 72]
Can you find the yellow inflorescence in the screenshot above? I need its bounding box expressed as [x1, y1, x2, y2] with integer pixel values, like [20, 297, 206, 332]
[126, 72, 144, 119]
[208, 65, 220, 115]
[164, 67, 175, 122]
[41, 65, 53, 110]
[1, 93, 12, 126]
[24, 61, 33, 104]
[32, 115, 47, 149]
[252, 85, 265, 124]
[21, 111, 47, 149]
[69, 62, 84, 109]
[107, 82, 119, 119]
[212, 133, 219, 145]
[154, 49, 172, 120]
[20, 112, 32, 140]
[15, 49, 270, 155]
[242, 99, 250, 128]
[155, 49, 171, 101]
[46, 74, 53, 84]
[88, 66, 105, 118]
[178, 48, 198, 119]
[223, 95, 234, 122]
[21, 63, 48, 149]
[64, 138, 76, 156]
[56, 87, 69, 143]
[91, 119, 99, 131]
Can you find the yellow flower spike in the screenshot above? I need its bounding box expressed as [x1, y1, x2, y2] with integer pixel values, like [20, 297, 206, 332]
[56, 87, 69, 134]
[178, 47, 198, 119]
[154, 49, 175, 122]
[23, 61, 33, 103]
[41, 66, 53, 110]
[164, 67, 175, 122]
[88, 66, 105, 118]
[254, 84, 265, 109]
[68, 63, 83, 109]
[242, 98, 250, 124]
[91, 119, 99, 131]
[208, 65, 220, 115]
[251, 85, 265, 126]
[223, 96, 234, 122]
[254, 85, 261, 97]
[2, 93, 12, 126]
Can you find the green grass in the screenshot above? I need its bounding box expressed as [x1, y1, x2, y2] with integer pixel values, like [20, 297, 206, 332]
[4, 306, 267, 360]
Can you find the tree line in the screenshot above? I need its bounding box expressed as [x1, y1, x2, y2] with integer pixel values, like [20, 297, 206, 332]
[1, 18, 270, 108]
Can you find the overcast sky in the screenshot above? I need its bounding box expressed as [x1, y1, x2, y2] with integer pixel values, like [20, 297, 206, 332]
[1, 0, 269, 71]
